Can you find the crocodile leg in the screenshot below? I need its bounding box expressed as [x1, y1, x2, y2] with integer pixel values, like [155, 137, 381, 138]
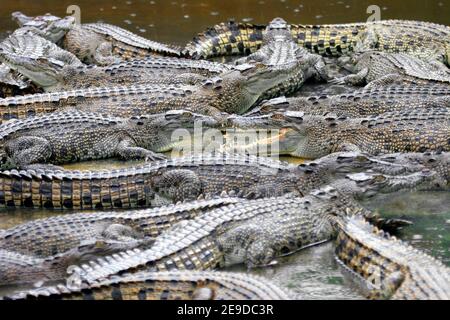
[95, 42, 122, 65]
[152, 169, 203, 202]
[4, 136, 52, 168]
[115, 139, 167, 161]
[339, 67, 370, 86]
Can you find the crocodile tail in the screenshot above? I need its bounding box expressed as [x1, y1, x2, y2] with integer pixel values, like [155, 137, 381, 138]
[183, 21, 266, 59]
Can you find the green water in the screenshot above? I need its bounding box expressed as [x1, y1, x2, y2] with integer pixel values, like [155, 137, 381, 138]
[0, 0, 449, 299]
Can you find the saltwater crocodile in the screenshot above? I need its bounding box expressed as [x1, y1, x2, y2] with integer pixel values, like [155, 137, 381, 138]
[256, 85, 450, 118]
[11, 11, 76, 44]
[0, 151, 427, 257]
[0, 33, 221, 92]
[226, 108, 450, 158]
[332, 214, 450, 299]
[0, 152, 426, 210]
[0, 238, 149, 286]
[184, 19, 450, 65]
[0, 13, 75, 97]
[335, 51, 450, 87]
[377, 152, 450, 188]
[12, 12, 182, 65]
[64, 171, 432, 286]
[0, 197, 238, 258]
[236, 18, 328, 100]
[0, 110, 217, 169]
[3, 270, 292, 300]
[0, 62, 299, 120]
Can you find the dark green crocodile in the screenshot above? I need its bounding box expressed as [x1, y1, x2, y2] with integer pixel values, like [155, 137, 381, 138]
[226, 108, 450, 158]
[0, 110, 217, 169]
[3, 270, 292, 300]
[332, 214, 450, 299]
[12, 11, 182, 65]
[184, 19, 450, 65]
[64, 171, 432, 286]
[0, 152, 426, 210]
[257, 85, 450, 118]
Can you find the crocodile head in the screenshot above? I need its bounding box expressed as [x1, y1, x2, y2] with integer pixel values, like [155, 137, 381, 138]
[130, 110, 220, 154]
[12, 12, 75, 43]
[312, 170, 435, 204]
[0, 33, 82, 90]
[212, 61, 301, 114]
[0, 52, 65, 89]
[296, 152, 427, 178]
[224, 111, 334, 158]
[263, 17, 291, 44]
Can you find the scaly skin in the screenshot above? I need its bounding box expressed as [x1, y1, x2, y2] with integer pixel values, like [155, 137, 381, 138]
[0, 152, 425, 210]
[337, 51, 450, 87]
[236, 18, 328, 101]
[11, 12, 76, 43]
[0, 152, 425, 257]
[227, 108, 450, 158]
[4, 271, 293, 300]
[184, 19, 450, 65]
[0, 238, 151, 286]
[0, 110, 218, 169]
[64, 23, 182, 65]
[12, 12, 181, 64]
[258, 85, 450, 118]
[377, 152, 450, 188]
[333, 215, 450, 300]
[0, 13, 74, 97]
[65, 171, 432, 286]
[0, 65, 300, 120]
[0, 33, 220, 91]
[0, 197, 237, 258]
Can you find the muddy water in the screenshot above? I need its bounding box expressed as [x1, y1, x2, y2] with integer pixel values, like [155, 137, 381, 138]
[0, 0, 449, 299]
[0, 0, 448, 45]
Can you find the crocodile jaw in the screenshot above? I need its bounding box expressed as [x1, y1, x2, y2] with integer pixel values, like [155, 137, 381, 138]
[0, 53, 61, 89]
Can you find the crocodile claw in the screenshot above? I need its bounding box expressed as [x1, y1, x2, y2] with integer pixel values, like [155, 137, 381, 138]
[145, 153, 167, 162]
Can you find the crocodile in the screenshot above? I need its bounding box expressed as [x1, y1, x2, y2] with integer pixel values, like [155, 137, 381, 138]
[0, 63, 300, 120]
[3, 270, 292, 300]
[0, 197, 238, 258]
[64, 171, 432, 286]
[235, 18, 328, 100]
[0, 13, 75, 97]
[11, 12, 76, 44]
[226, 108, 450, 158]
[0, 151, 426, 210]
[256, 85, 450, 118]
[0, 33, 220, 92]
[0, 238, 152, 286]
[0, 151, 426, 257]
[0, 110, 218, 169]
[332, 214, 450, 299]
[184, 19, 450, 65]
[334, 51, 450, 87]
[377, 152, 450, 188]
[12, 12, 182, 65]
